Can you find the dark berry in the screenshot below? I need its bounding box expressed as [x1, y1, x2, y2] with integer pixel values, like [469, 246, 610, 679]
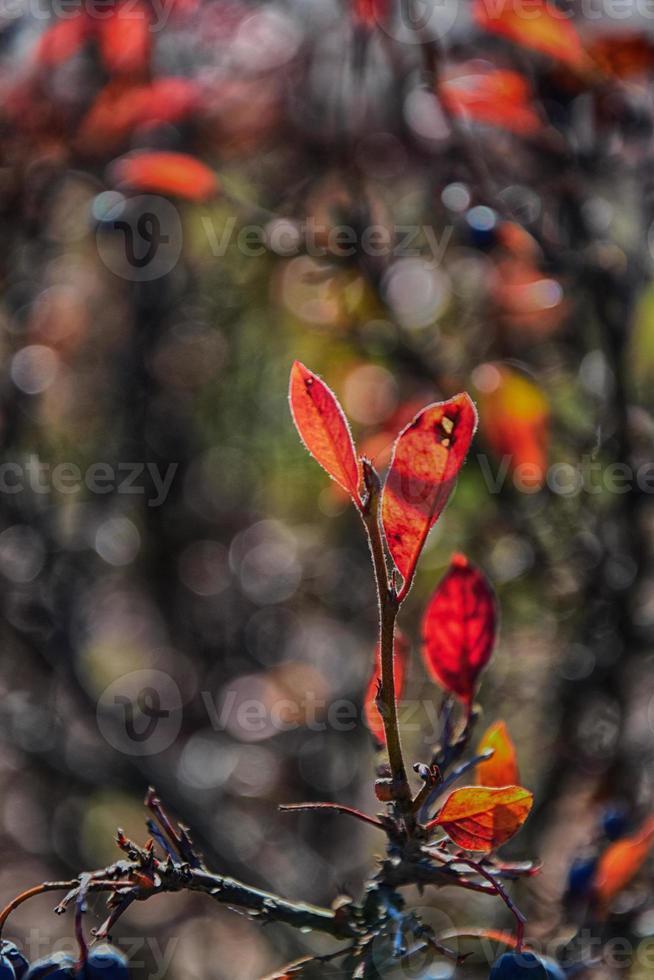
[566, 856, 597, 898]
[24, 953, 75, 979]
[0, 944, 28, 980]
[601, 807, 628, 841]
[489, 951, 564, 980]
[0, 955, 16, 980]
[78, 947, 129, 980]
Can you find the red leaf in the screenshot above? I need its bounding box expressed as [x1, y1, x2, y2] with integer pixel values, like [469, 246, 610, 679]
[421, 554, 496, 707]
[110, 151, 218, 201]
[289, 361, 361, 502]
[439, 66, 542, 135]
[381, 394, 477, 590]
[474, 363, 550, 491]
[78, 78, 200, 152]
[364, 631, 409, 745]
[35, 15, 90, 67]
[476, 721, 520, 787]
[588, 32, 654, 78]
[352, 0, 389, 27]
[595, 816, 654, 907]
[98, 0, 151, 75]
[474, 0, 586, 68]
[428, 785, 533, 852]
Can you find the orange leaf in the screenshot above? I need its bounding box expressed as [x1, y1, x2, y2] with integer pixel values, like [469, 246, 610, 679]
[289, 361, 361, 501]
[429, 785, 533, 852]
[439, 66, 542, 135]
[595, 816, 654, 907]
[474, 0, 585, 68]
[476, 721, 520, 787]
[381, 394, 477, 590]
[98, 0, 151, 75]
[421, 554, 497, 707]
[363, 631, 409, 745]
[474, 363, 550, 491]
[110, 151, 218, 201]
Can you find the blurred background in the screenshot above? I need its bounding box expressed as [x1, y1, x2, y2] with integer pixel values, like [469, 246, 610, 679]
[2, 0, 654, 976]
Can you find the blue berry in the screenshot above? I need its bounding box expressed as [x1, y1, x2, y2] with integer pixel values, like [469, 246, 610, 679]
[79, 947, 129, 979]
[601, 807, 628, 841]
[24, 953, 75, 979]
[0, 955, 16, 980]
[566, 856, 597, 898]
[0, 944, 28, 980]
[490, 952, 548, 980]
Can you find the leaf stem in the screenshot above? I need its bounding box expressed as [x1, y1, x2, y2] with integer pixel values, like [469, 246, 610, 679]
[360, 462, 413, 823]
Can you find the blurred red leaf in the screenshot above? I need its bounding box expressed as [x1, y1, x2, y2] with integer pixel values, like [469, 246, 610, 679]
[474, 0, 585, 68]
[289, 361, 361, 502]
[110, 151, 218, 201]
[352, 0, 389, 27]
[35, 15, 90, 67]
[588, 32, 654, 78]
[421, 554, 496, 708]
[428, 785, 533, 852]
[363, 631, 409, 745]
[439, 66, 542, 135]
[595, 816, 654, 907]
[476, 721, 520, 787]
[78, 78, 200, 151]
[98, 0, 151, 74]
[381, 394, 477, 591]
[475, 363, 550, 491]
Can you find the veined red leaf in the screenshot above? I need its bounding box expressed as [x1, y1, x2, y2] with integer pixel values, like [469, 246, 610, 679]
[439, 66, 542, 135]
[381, 394, 477, 590]
[428, 785, 533, 852]
[421, 554, 496, 707]
[289, 361, 361, 502]
[98, 0, 151, 74]
[476, 721, 519, 787]
[110, 151, 218, 201]
[35, 15, 90, 67]
[474, 0, 586, 68]
[595, 816, 654, 907]
[363, 631, 409, 745]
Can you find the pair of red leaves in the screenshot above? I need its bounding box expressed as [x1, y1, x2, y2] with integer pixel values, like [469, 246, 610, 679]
[36, 0, 151, 75]
[289, 360, 478, 593]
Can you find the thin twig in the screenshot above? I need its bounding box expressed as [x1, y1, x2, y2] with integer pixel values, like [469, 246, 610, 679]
[279, 802, 386, 831]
